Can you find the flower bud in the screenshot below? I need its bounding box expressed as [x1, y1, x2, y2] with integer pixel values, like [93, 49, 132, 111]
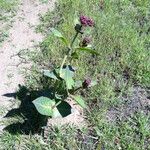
[87, 18, 94, 27]
[82, 79, 91, 88]
[75, 24, 83, 34]
[82, 37, 91, 47]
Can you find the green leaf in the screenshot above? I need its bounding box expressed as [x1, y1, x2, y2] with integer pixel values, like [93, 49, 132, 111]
[51, 28, 69, 46]
[71, 52, 79, 59]
[51, 28, 63, 38]
[43, 70, 58, 80]
[33, 97, 63, 118]
[72, 95, 87, 108]
[76, 47, 99, 55]
[60, 37, 69, 47]
[32, 97, 56, 116]
[60, 65, 75, 90]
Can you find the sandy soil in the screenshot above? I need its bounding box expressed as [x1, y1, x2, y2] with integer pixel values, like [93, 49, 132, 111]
[0, 0, 55, 108]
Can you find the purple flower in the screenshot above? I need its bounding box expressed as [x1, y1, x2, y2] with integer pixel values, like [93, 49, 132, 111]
[87, 18, 94, 27]
[82, 37, 91, 47]
[80, 15, 89, 26]
[80, 15, 94, 27]
[82, 79, 91, 88]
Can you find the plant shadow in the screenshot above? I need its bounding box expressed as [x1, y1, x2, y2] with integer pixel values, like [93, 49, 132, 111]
[3, 84, 72, 135]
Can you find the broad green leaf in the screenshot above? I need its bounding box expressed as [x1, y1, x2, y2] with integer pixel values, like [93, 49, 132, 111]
[60, 65, 75, 90]
[33, 97, 62, 118]
[43, 70, 58, 80]
[72, 95, 87, 108]
[51, 28, 69, 46]
[76, 47, 99, 55]
[32, 97, 56, 116]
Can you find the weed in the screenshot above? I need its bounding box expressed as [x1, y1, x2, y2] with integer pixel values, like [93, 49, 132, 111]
[32, 15, 98, 117]
[1, 0, 150, 149]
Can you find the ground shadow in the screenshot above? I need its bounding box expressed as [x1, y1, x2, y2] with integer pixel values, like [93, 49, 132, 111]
[3, 85, 72, 135]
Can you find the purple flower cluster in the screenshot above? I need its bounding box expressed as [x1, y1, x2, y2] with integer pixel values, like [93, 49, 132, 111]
[80, 15, 94, 27]
[82, 79, 91, 88]
[82, 37, 91, 47]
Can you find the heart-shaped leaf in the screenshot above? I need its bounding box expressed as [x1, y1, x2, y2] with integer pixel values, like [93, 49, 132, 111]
[33, 97, 73, 118]
[60, 65, 75, 90]
[72, 95, 87, 108]
[33, 97, 56, 116]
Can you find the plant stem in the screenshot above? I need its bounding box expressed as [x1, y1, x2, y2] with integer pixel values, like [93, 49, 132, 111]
[60, 54, 67, 74]
[52, 100, 61, 109]
[71, 32, 79, 48]
[60, 31, 79, 74]
[74, 86, 82, 93]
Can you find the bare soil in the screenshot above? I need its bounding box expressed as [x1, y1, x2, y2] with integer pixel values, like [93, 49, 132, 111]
[0, 0, 55, 131]
[0, 0, 55, 108]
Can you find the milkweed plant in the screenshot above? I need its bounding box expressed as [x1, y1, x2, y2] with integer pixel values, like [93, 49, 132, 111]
[32, 15, 98, 118]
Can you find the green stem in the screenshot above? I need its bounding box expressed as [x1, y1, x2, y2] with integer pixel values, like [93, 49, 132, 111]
[74, 86, 82, 93]
[60, 32, 79, 74]
[60, 54, 67, 74]
[71, 32, 79, 48]
[52, 101, 61, 109]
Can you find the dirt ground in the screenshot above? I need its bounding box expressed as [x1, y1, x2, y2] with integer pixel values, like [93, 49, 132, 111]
[0, 0, 55, 108]
[0, 0, 56, 131]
